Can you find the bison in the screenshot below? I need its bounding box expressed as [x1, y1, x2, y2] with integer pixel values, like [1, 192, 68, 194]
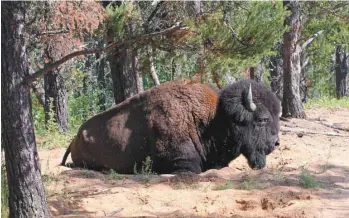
[61, 79, 281, 174]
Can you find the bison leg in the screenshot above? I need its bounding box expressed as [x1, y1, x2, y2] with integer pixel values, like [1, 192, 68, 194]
[153, 141, 203, 174]
[171, 158, 202, 174]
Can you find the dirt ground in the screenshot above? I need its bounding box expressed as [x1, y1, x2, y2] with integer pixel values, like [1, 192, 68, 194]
[39, 107, 349, 218]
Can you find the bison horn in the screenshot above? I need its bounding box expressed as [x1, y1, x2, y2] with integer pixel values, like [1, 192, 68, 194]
[246, 84, 256, 112]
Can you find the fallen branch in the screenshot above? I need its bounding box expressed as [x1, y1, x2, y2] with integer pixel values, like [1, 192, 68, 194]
[306, 117, 349, 132]
[280, 126, 349, 137]
[315, 121, 349, 132]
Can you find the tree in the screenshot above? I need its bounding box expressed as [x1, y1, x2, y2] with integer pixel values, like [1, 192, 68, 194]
[105, 2, 144, 104]
[96, 40, 107, 111]
[299, 2, 349, 98]
[249, 62, 264, 83]
[1, 2, 51, 217]
[269, 44, 284, 100]
[33, 1, 105, 130]
[44, 63, 69, 131]
[335, 45, 348, 98]
[282, 0, 306, 118]
[109, 45, 144, 104]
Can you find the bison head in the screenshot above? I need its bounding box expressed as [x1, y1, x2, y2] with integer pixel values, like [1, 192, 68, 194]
[217, 80, 280, 169]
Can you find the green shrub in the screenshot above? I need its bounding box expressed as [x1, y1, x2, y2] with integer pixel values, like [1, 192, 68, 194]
[299, 168, 321, 189]
[238, 178, 257, 190]
[214, 181, 233, 190]
[304, 96, 349, 109]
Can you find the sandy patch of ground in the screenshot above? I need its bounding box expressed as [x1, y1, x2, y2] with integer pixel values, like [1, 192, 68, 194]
[39, 107, 349, 218]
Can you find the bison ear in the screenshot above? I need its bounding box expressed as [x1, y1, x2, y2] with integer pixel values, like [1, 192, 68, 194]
[246, 84, 256, 112]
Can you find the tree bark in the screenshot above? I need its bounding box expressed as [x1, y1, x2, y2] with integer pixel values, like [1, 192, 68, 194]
[250, 62, 264, 83]
[109, 46, 143, 104]
[269, 44, 283, 100]
[148, 46, 160, 86]
[44, 64, 69, 132]
[282, 0, 306, 118]
[32, 82, 45, 106]
[96, 42, 107, 111]
[108, 4, 144, 105]
[300, 52, 309, 103]
[1, 2, 51, 217]
[335, 45, 349, 99]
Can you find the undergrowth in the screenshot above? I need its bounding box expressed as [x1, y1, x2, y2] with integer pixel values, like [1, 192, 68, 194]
[238, 178, 257, 190]
[304, 96, 349, 109]
[299, 167, 322, 189]
[214, 181, 233, 190]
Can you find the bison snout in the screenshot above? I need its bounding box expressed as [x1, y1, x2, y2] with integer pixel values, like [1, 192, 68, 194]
[274, 136, 280, 147]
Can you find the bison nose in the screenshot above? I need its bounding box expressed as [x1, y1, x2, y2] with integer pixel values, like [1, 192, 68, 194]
[275, 140, 280, 147]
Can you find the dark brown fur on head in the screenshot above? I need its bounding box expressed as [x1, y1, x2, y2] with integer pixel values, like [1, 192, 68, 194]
[61, 79, 280, 174]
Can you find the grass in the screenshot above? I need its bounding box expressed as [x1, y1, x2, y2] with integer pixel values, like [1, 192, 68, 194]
[42, 174, 58, 185]
[81, 169, 95, 178]
[303, 96, 349, 109]
[35, 130, 76, 150]
[108, 169, 125, 180]
[214, 181, 233, 190]
[273, 167, 286, 183]
[134, 156, 155, 176]
[238, 178, 257, 190]
[299, 168, 322, 189]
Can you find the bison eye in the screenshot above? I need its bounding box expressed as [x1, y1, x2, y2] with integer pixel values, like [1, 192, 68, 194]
[256, 117, 269, 125]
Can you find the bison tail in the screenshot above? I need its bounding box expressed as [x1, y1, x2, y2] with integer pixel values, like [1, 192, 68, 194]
[60, 137, 74, 166]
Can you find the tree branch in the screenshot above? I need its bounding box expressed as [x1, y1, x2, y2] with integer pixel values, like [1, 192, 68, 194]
[146, 1, 164, 27]
[300, 30, 324, 50]
[37, 29, 70, 36]
[28, 24, 185, 83]
[280, 126, 349, 137]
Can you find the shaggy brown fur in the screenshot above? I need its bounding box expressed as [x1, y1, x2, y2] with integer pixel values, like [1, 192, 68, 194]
[61, 79, 280, 174]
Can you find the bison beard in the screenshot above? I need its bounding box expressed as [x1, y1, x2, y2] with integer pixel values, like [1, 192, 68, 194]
[61, 79, 280, 174]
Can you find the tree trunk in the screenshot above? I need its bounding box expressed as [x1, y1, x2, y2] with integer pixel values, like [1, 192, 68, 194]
[105, 0, 143, 105]
[32, 82, 45, 106]
[1, 2, 51, 217]
[269, 44, 283, 100]
[148, 46, 160, 86]
[109, 46, 143, 104]
[282, 0, 306, 118]
[300, 52, 309, 103]
[250, 62, 264, 83]
[96, 43, 107, 111]
[44, 64, 69, 132]
[335, 45, 349, 99]
[171, 56, 176, 80]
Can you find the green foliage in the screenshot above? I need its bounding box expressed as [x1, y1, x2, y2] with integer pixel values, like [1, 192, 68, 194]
[214, 181, 233, 190]
[238, 178, 257, 190]
[304, 96, 349, 109]
[301, 2, 349, 98]
[82, 170, 94, 178]
[299, 168, 321, 189]
[32, 64, 114, 150]
[108, 169, 125, 180]
[42, 174, 57, 185]
[106, 2, 141, 40]
[1, 164, 9, 218]
[133, 156, 155, 175]
[187, 1, 288, 78]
